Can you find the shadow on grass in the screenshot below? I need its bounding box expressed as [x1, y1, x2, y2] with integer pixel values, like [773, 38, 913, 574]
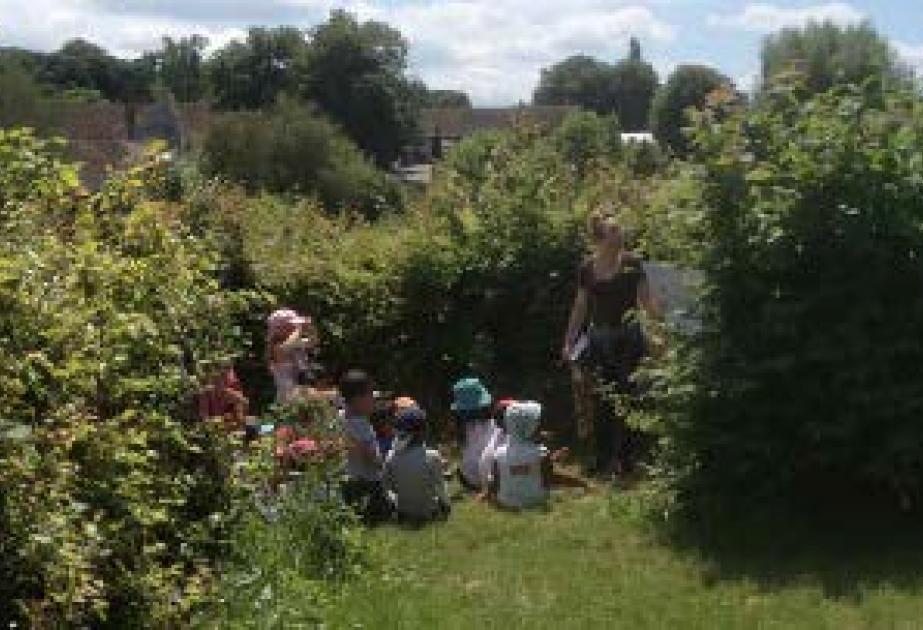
[662, 491, 923, 600]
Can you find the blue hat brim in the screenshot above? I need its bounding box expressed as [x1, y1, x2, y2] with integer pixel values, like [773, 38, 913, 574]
[451, 391, 493, 412]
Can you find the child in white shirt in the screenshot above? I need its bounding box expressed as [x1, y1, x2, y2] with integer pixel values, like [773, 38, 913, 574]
[490, 401, 551, 510]
[479, 398, 515, 492]
[451, 377, 495, 490]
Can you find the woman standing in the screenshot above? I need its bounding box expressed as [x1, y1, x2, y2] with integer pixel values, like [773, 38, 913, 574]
[562, 212, 659, 475]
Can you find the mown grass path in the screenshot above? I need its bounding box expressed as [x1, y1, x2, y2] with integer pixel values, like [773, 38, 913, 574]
[328, 482, 923, 629]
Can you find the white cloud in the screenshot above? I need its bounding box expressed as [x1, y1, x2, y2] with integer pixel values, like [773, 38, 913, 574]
[735, 69, 761, 93]
[0, 0, 251, 57]
[708, 2, 864, 33]
[359, 1, 676, 104]
[0, 0, 675, 105]
[895, 41, 923, 76]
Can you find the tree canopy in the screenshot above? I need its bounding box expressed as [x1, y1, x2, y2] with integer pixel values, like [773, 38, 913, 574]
[296, 10, 419, 166]
[650, 64, 730, 156]
[533, 40, 658, 131]
[417, 87, 472, 108]
[158, 35, 209, 102]
[760, 21, 906, 96]
[207, 26, 307, 110]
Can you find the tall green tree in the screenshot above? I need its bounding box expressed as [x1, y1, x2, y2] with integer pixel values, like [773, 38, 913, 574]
[610, 49, 658, 131]
[760, 21, 905, 95]
[629, 36, 642, 62]
[533, 40, 658, 131]
[206, 27, 307, 110]
[651, 64, 730, 156]
[39, 39, 123, 100]
[533, 54, 612, 112]
[158, 35, 208, 102]
[416, 86, 472, 108]
[297, 10, 419, 166]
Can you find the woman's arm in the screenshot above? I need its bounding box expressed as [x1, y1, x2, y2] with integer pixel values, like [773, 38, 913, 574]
[562, 287, 589, 360]
[277, 328, 309, 353]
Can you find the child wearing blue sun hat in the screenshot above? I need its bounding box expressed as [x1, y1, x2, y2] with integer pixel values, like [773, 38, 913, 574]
[451, 377, 496, 490]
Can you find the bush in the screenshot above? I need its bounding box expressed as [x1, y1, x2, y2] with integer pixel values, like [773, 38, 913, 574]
[0, 132, 260, 626]
[551, 110, 621, 178]
[201, 99, 402, 218]
[648, 85, 923, 513]
[199, 401, 367, 627]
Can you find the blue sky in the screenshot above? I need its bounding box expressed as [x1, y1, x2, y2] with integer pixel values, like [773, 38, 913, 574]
[2, 1, 921, 105]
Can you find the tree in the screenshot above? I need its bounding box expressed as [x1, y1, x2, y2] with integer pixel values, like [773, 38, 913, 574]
[610, 54, 658, 131]
[39, 39, 124, 101]
[760, 21, 905, 96]
[533, 55, 612, 112]
[419, 88, 472, 108]
[158, 35, 208, 102]
[533, 40, 658, 131]
[651, 64, 730, 155]
[206, 27, 307, 110]
[297, 10, 419, 166]
[629, 36, 642, 62]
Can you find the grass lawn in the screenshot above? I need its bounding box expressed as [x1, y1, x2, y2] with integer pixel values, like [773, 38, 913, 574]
[327, 480, 923, 629]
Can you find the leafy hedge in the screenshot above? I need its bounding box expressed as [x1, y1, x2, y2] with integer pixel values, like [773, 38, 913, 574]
[647, 84, 923, 512]
[0, 132, 260, 626]
[201, 99, 403, 218]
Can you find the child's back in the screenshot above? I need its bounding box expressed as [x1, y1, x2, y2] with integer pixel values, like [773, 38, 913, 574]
[461, 417, 495, 487]
[383, 405, 450, 523]
[492, 401, 549, 509]
[383, 443, 448, 521]
[451, 377, 495, 489]
[494, 441, 548, 509]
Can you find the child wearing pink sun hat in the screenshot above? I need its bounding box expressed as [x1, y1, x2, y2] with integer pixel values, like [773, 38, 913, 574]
[266, 308, 317, 404]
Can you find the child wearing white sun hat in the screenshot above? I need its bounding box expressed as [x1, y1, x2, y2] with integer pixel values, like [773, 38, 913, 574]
[490, 401, 551, 509]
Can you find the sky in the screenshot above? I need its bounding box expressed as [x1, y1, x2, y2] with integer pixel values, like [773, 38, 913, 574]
[2, 1, 922, 105]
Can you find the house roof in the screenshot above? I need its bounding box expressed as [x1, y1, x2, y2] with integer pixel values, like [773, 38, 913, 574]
[419, 105, 576, 137]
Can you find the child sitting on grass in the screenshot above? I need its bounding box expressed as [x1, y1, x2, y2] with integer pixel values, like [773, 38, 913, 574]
[451, 377, 496, 491]
[479, 398, 515, 493]
[340, 369, 392, 524]
[490, 401, 552, 510]
[382, 405, 451, 525]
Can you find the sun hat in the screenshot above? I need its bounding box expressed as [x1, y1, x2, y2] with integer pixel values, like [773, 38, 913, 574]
[393, 396, 418, 413]
[451, 377, 492, 412]
[493, 397, 516, 417]
[505, 401, 542, 442]
[394, 405, 427, 434]
[267, 308, 310, 335]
